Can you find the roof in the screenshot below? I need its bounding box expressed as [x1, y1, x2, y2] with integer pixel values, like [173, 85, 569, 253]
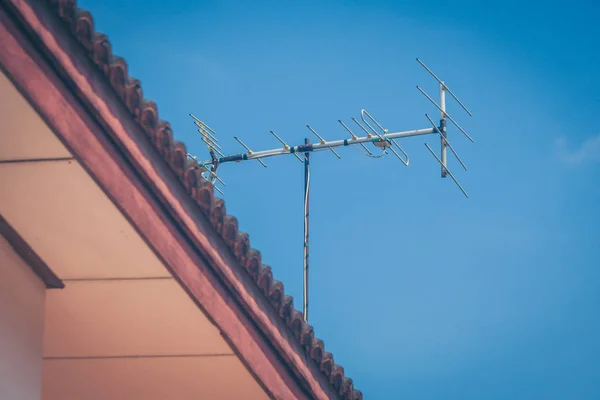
[43, 0, 362, 398]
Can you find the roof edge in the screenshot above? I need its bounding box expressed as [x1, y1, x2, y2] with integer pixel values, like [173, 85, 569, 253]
[6, 0, 362, 398]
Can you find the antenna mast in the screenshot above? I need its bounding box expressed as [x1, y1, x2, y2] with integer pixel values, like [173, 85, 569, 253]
[188, 59, 474, 322]
[303, 138, 310, 322]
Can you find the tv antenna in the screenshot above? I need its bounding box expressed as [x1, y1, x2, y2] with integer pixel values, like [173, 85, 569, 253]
[188, 58, 474, 322]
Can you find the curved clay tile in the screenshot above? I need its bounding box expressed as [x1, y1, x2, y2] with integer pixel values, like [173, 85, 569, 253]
[46, 0, 362, 397]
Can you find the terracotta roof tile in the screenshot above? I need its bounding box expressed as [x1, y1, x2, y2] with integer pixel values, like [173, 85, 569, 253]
[45, 0, 362, 398]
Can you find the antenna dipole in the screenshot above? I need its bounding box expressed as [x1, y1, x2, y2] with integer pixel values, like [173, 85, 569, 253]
[187, 59, 475, 321]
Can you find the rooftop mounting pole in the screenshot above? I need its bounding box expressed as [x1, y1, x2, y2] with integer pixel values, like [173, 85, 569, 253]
[440, 81, 448, 178]
[303, 138, 310, 322]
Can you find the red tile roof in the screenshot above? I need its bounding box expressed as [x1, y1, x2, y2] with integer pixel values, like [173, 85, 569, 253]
[45, 0, 362, 398]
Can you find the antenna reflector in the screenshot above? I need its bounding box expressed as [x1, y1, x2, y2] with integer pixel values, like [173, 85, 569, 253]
[425, 114, 467, 171]
[417, 86, 474, 143]
[424, 143, 469, 198]
[306, 125, 341, 159]
[234, 136, 267, 168]
[416, 58, 473, 117]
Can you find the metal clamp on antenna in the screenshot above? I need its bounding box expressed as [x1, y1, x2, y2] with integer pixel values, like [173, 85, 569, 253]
[306, 125, 341, 159]
[234, 137, 268, 168]
[270, 131, 304, 163]
[425, 114, 467, 171]
[416, 86, 474, 143]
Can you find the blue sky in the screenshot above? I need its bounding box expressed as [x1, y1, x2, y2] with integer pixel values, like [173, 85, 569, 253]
[79, 0, 600, 398]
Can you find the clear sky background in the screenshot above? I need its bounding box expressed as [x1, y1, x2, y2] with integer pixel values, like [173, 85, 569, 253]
[79, 0, 599, 398]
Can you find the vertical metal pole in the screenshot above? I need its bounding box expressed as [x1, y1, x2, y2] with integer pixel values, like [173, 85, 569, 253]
[440, 81, 447, 178]
[303, 138, 310, 322]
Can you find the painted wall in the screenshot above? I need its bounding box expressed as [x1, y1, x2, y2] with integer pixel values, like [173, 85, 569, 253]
[0, 234, 45, 400]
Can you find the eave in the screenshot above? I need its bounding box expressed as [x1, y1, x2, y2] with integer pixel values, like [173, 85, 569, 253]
[0, 214, 63, 289]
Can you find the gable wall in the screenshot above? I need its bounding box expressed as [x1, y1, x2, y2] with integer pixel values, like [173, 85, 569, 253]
[0, 234, 46, 400]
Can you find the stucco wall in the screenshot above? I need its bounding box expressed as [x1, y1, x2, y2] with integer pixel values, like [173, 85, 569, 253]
[0, 234, 45, 400]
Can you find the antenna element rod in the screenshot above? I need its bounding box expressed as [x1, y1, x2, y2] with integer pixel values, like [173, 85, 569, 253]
[425, 114, 468, 171]
[425, 143, 469, 198]
[417, 86, 474, 143]
[416, 58, 473, 116]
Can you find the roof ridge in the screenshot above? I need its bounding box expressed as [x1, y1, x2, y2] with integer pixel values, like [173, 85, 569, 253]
[45, 1, 361, 398]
